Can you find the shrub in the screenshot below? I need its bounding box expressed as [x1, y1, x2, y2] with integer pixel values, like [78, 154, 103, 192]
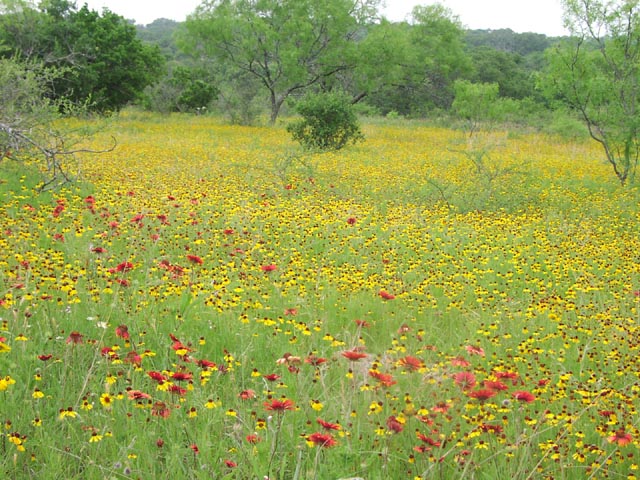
[286, 91, 363, 151]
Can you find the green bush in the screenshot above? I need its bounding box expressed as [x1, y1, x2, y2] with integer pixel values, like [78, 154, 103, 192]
[286, 91, 363, 151]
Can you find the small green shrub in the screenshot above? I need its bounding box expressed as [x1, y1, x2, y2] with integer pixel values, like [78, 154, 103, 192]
[286, 91, 363, 151]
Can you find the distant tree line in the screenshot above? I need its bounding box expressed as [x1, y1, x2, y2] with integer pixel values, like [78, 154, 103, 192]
[1, 0, 639, 184]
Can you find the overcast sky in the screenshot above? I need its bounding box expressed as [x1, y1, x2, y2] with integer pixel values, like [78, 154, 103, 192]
[80, 0, 568, 36]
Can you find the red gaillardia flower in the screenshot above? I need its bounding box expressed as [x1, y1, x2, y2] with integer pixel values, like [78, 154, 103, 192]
[341, 349, 368, 361]
[512, 390, 536, 403]
[186, 254, 203, 265]
[308, 432, 337, 448]
[261, 264, 277, 272]
[453, 371, 476, 390]
[379, 289, 395, 300]
[386, 415, 404, 433]
[66, 331, 84, 345]
[317, 418, 341, 431]
[608, 429, 633, 446]
[468, 389, 497, 402]
[115, 324, 130, 340]
[264, 398, 295, 412]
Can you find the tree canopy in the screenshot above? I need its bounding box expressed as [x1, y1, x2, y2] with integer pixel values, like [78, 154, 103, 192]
[179, 0, 381, 123]
[544, 0, 640, 184]
[0, 0, 165, 112]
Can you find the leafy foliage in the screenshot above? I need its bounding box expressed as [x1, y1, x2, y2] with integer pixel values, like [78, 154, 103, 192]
[287, 91, 364, 151]
[544, 0, 640, 185]
[0, 0, 165, 112]
[180, 0, 380, 123]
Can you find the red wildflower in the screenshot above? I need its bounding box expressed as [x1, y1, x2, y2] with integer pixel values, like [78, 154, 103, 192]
[354, 319, 370, 327]
[168, 385, 187, 396]
[479, 424, 504, 434]
[37, 354, 53, 361]
[369, 370, 397, 387]
[189, 444, 199, 454]
[284, 308, 298, 316]
[246, 434, 261, 444]
[512, 390, 536, 403]
[467, 389, 497, 402]
[264, 398, 295, 411]
[483, 380, 508, 391]
[223, 228, 235, 235]
[346, 217, 357, 225]
[115, 278, 130, 287]
[127, 390, 151, 400]
[115, 261, 134, 273]
[308, 432, 337, 448]
[465, 345, 485, 356]
[341, 349, 368, 361]
[305, 355, 327, 366]
[494, 371, 521, 385]
[264, 373, 281, 382]
[608, 429, 633, 446]
[91, 246, 107, 253]
[261, 264, 277, 272]
[453, 371, 476, 390]
[171, 372, 193, 381]
[224, 459, 237, 468]
[379, 289, 395, 300]
[398, 355, 424, 371]
[317, 418, 341, 431]
[115, 324, 130, 340]
[417, 432, 441, 447]
[151, 401, 170, 418]
[386, 415, 404, 433]
[450, 356, 471, 367]
[66, 331, 83, 344]
[186, 254, 203, 265]
[238, 389, 256, 400]
[147, 371, 168, 383]
[124, 351, 142, 366]
[197, 359, 217, 369]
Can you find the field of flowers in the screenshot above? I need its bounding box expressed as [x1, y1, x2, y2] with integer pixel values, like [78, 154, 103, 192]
[1, 111, 639, 479]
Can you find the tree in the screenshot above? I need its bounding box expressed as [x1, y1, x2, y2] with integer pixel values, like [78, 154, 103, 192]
[0, 57, 114, 190]
[287, 91, 363, 151]
[0, 0, 165, 112]
[179, 0, 381, 124]
[545, 0, 640, 185]
[362, 4, 471, 116]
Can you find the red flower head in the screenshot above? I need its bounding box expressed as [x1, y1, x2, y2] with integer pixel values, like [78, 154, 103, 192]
[261, 264, 277, 272]
[483, 380, 508, 391]
[369, 370, 397, 387]
[346, 217, 357, 225]
[317, 418, 341, 431]
[608, 429, 633, 446]
[66, 331, 84, 344]
[465, 345, 485, 356]
[453, 371, 476, 390]
[264, 398, 295, 412]
[171, 371, 193, 381]
[238, 389, 256, 400]
[148, 371, 168, 383]
[308, 432, 337, 448]
[468, 389, 497, 402]
[341, 349, 368, 361]
[115, 324, 130, 340]
[512, 390, 536, 403]
[186, 254, 203, 265]
[379, 289, 395, 300]
[386, 415, 404, 433]
[398, 355, 424, 371]
[151, 401, 171, 418]
[115, 261, 134, 273]
[264, 373, 281, 382]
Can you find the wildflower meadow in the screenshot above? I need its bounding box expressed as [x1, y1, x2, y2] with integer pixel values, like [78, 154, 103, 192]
[1, 111, 640, 479]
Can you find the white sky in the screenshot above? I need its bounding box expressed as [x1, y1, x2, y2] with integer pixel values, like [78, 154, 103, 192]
[79, 0, 568, 36]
